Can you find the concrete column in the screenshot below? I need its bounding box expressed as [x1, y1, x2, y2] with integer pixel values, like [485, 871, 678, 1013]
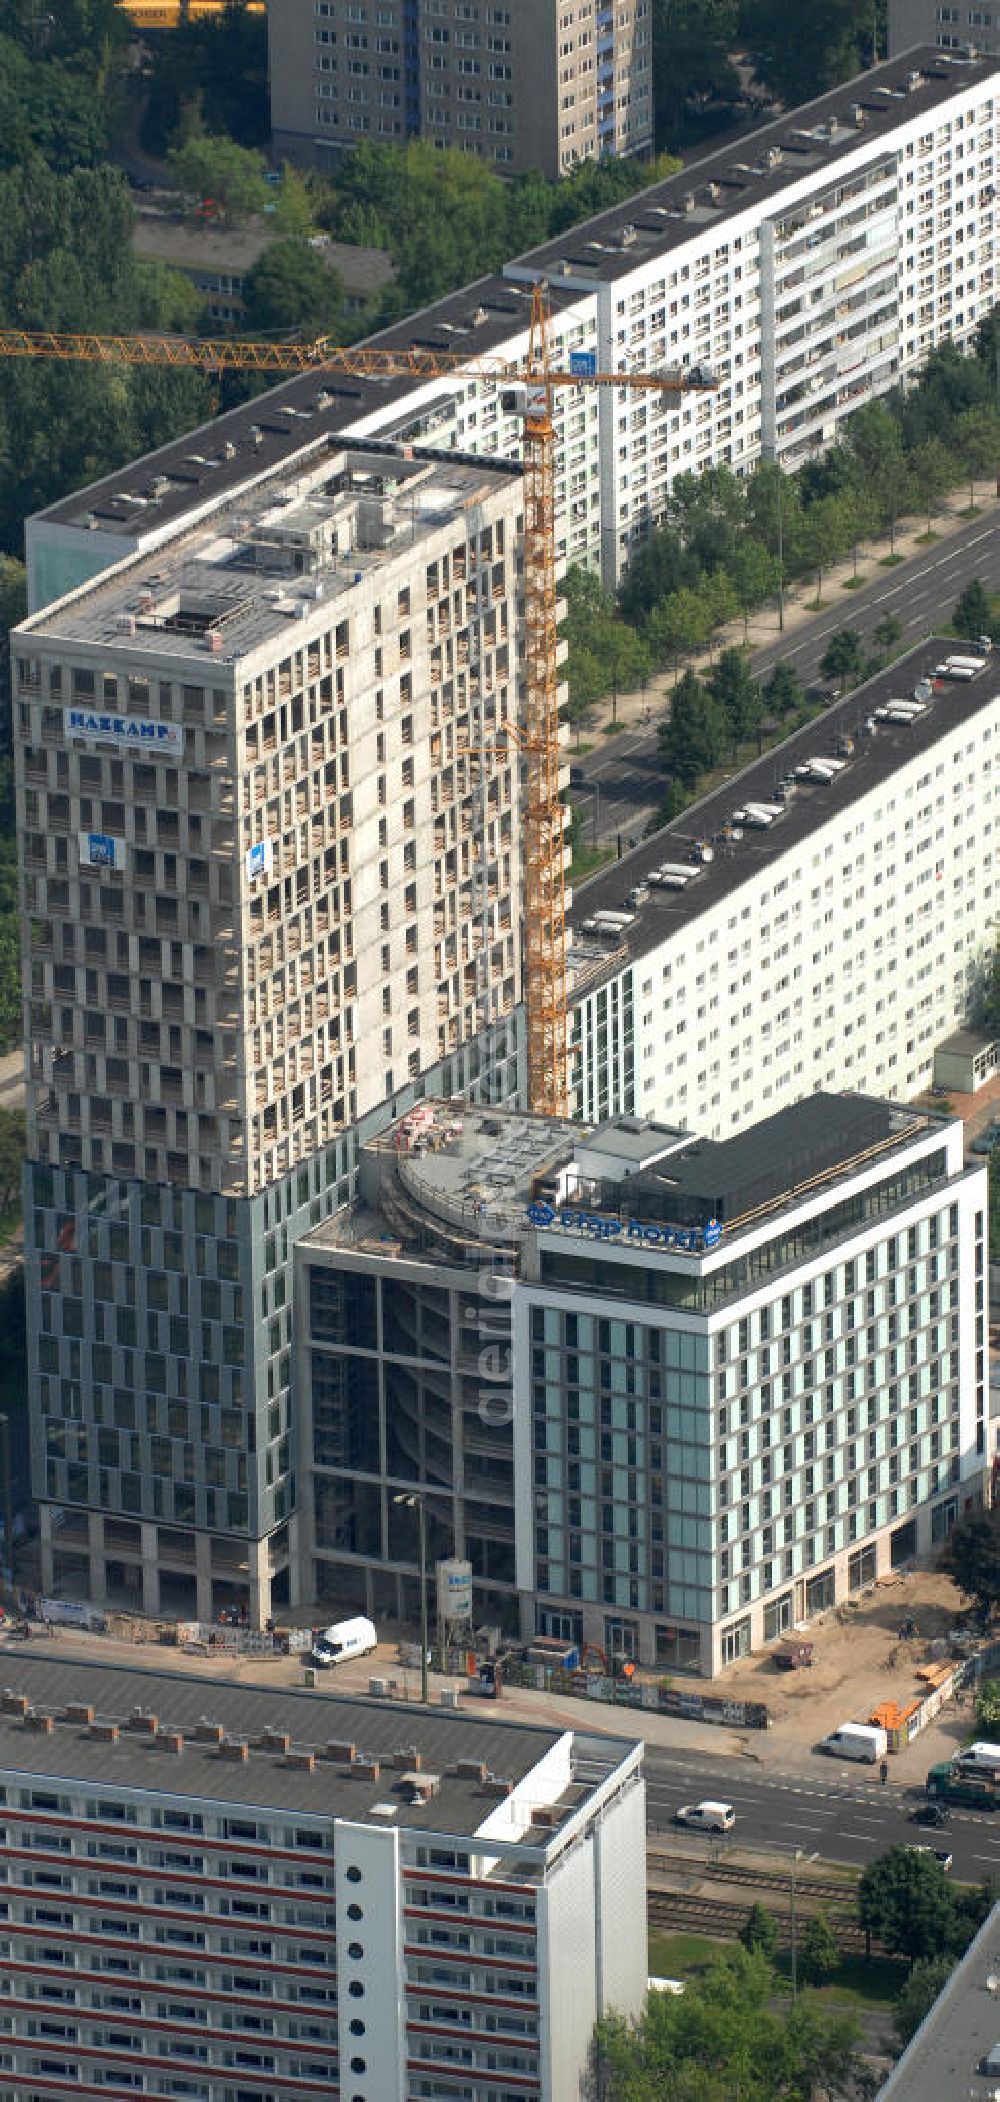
[140, 1522, 159, 1619]
[286, 1513, 303, 1610]
[195, 1531, 213, 1625]
[87, 1513, 107, 1606]
[38, 1504, 55, 1598]
[246, 1537, 272, 1630]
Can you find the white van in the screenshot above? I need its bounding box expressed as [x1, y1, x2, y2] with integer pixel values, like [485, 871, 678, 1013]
[310, 1615, 378, 1668]
[955, 1741, 1000, 1775]
[820, 1722, 887, 1764]
[674, 1800, 736, 1832]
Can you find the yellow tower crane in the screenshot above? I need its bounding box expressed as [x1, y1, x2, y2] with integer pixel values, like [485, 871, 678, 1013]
[0, 294, 715, 1115]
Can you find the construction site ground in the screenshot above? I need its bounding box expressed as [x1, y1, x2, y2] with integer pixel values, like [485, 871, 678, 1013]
[4, 1562, 982, 1787]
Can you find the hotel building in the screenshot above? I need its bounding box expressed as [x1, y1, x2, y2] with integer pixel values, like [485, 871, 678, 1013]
[298, 1092, 986, 1676]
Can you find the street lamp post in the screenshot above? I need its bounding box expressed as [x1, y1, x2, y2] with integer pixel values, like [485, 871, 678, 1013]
[394, 1492, 429, 1705]
[777, 477, 785, 634]
[790, 1846, 803, 1994]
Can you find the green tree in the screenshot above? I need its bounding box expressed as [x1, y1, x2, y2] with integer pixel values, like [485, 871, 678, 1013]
[668, 465, 746, 574]
[746, 458, 802, 567]
[273, 165, 318, 241]
[820, 628, 865, 694]
[658, 668, 725, 786]
[651, 0, 741, 147]
[976, 937, 1000, 1036]
[911, 436, 956, 534]
[940, 1501, 1000, 1619]
[140, 0, 269, 154]
[739, 1901, 779, 1959]
[957, 403, 1000, 507]
[0, 1107, 23, 1214]
[700, 567, 740, 654]
[643, 781, 691, 836]
[731, 536, 780, 641]
[618, 523, 691, 624]
[647, 586, 712, 679]
[708, 648, 762, 755]
[893, 1956, 956, 2047]
[592, 1944, 860, 2102]
[799, 1912, 839, 1987]
[765, 660, 803, 718]
[738, 0, 874, 107]
[873, 614, 903, 655]
[975, 1678, 1000, 1734]
[560, 568, 649, 718]
[167, 134, 270, 223]
[843, 402, 912, 553]
[858, 1846, 956, 1966]
[242, 240, 343, 337]
[842, 483, 879, 579]
[953, 577, 993, 644]
[0, 556, 26, 749]
[0, 36, 110, 173]
[797, 493, 850, 597]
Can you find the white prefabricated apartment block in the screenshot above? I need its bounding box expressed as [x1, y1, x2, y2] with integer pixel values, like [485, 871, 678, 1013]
[568, 640, 1000, 1137]
[890, 0, 1000, 61]
[24, 44, 1000, 605]
[0, 1656, 646, 2102]
[268, 0, 654, 180]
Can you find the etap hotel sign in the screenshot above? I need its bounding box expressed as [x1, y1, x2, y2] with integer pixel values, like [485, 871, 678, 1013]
[525, 1201, 723, 1254]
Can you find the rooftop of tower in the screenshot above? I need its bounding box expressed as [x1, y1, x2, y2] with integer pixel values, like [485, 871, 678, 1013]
[19, 439, 521, 670]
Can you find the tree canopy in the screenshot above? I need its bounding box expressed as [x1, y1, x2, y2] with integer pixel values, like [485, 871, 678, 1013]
[739, 0, 876, 109]
[939, 1502, 1000, 1618]
[0, 159, 213, 557]
[242, 240, 343, 337]
[140, 0, 269, 156]
[592, 1943, 860, 2102]
[858, 1845, 959, 1965]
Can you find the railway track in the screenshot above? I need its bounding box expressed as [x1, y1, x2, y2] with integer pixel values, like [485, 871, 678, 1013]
[647, 1887, 871, 1953]
[647, 1851, 856, 1906]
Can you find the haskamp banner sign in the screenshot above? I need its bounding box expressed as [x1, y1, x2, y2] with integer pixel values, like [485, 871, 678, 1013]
[65, 706, 184, 759]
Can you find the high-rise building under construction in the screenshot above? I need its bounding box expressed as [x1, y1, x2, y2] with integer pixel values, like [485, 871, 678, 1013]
[15, 439, 526, 1621]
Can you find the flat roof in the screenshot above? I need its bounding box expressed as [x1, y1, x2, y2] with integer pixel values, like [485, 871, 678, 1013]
[33, 277, 582, 541]
[937, 1026, 999, 1054]
[134, 214, 394, 295]
[876, 1899, 1000, 2100]
[32, 48, 997, 546]
[311, 1093, 946, 1263]
[579, 1117, 688, 1165]
[573, 640, 1000, 983]
[507, 47, 998, 289]
[615, 1092, 933, 1229]
[21, 440, 520, 667]
[0, 1653, 635, 1840]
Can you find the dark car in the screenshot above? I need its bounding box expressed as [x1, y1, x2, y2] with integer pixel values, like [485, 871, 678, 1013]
[911, 1801, 950, 1827]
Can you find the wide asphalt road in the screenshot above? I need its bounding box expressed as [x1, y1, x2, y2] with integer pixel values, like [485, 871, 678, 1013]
[644, 1741, 1000, 1882]
[574, 508, 1000, 846]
